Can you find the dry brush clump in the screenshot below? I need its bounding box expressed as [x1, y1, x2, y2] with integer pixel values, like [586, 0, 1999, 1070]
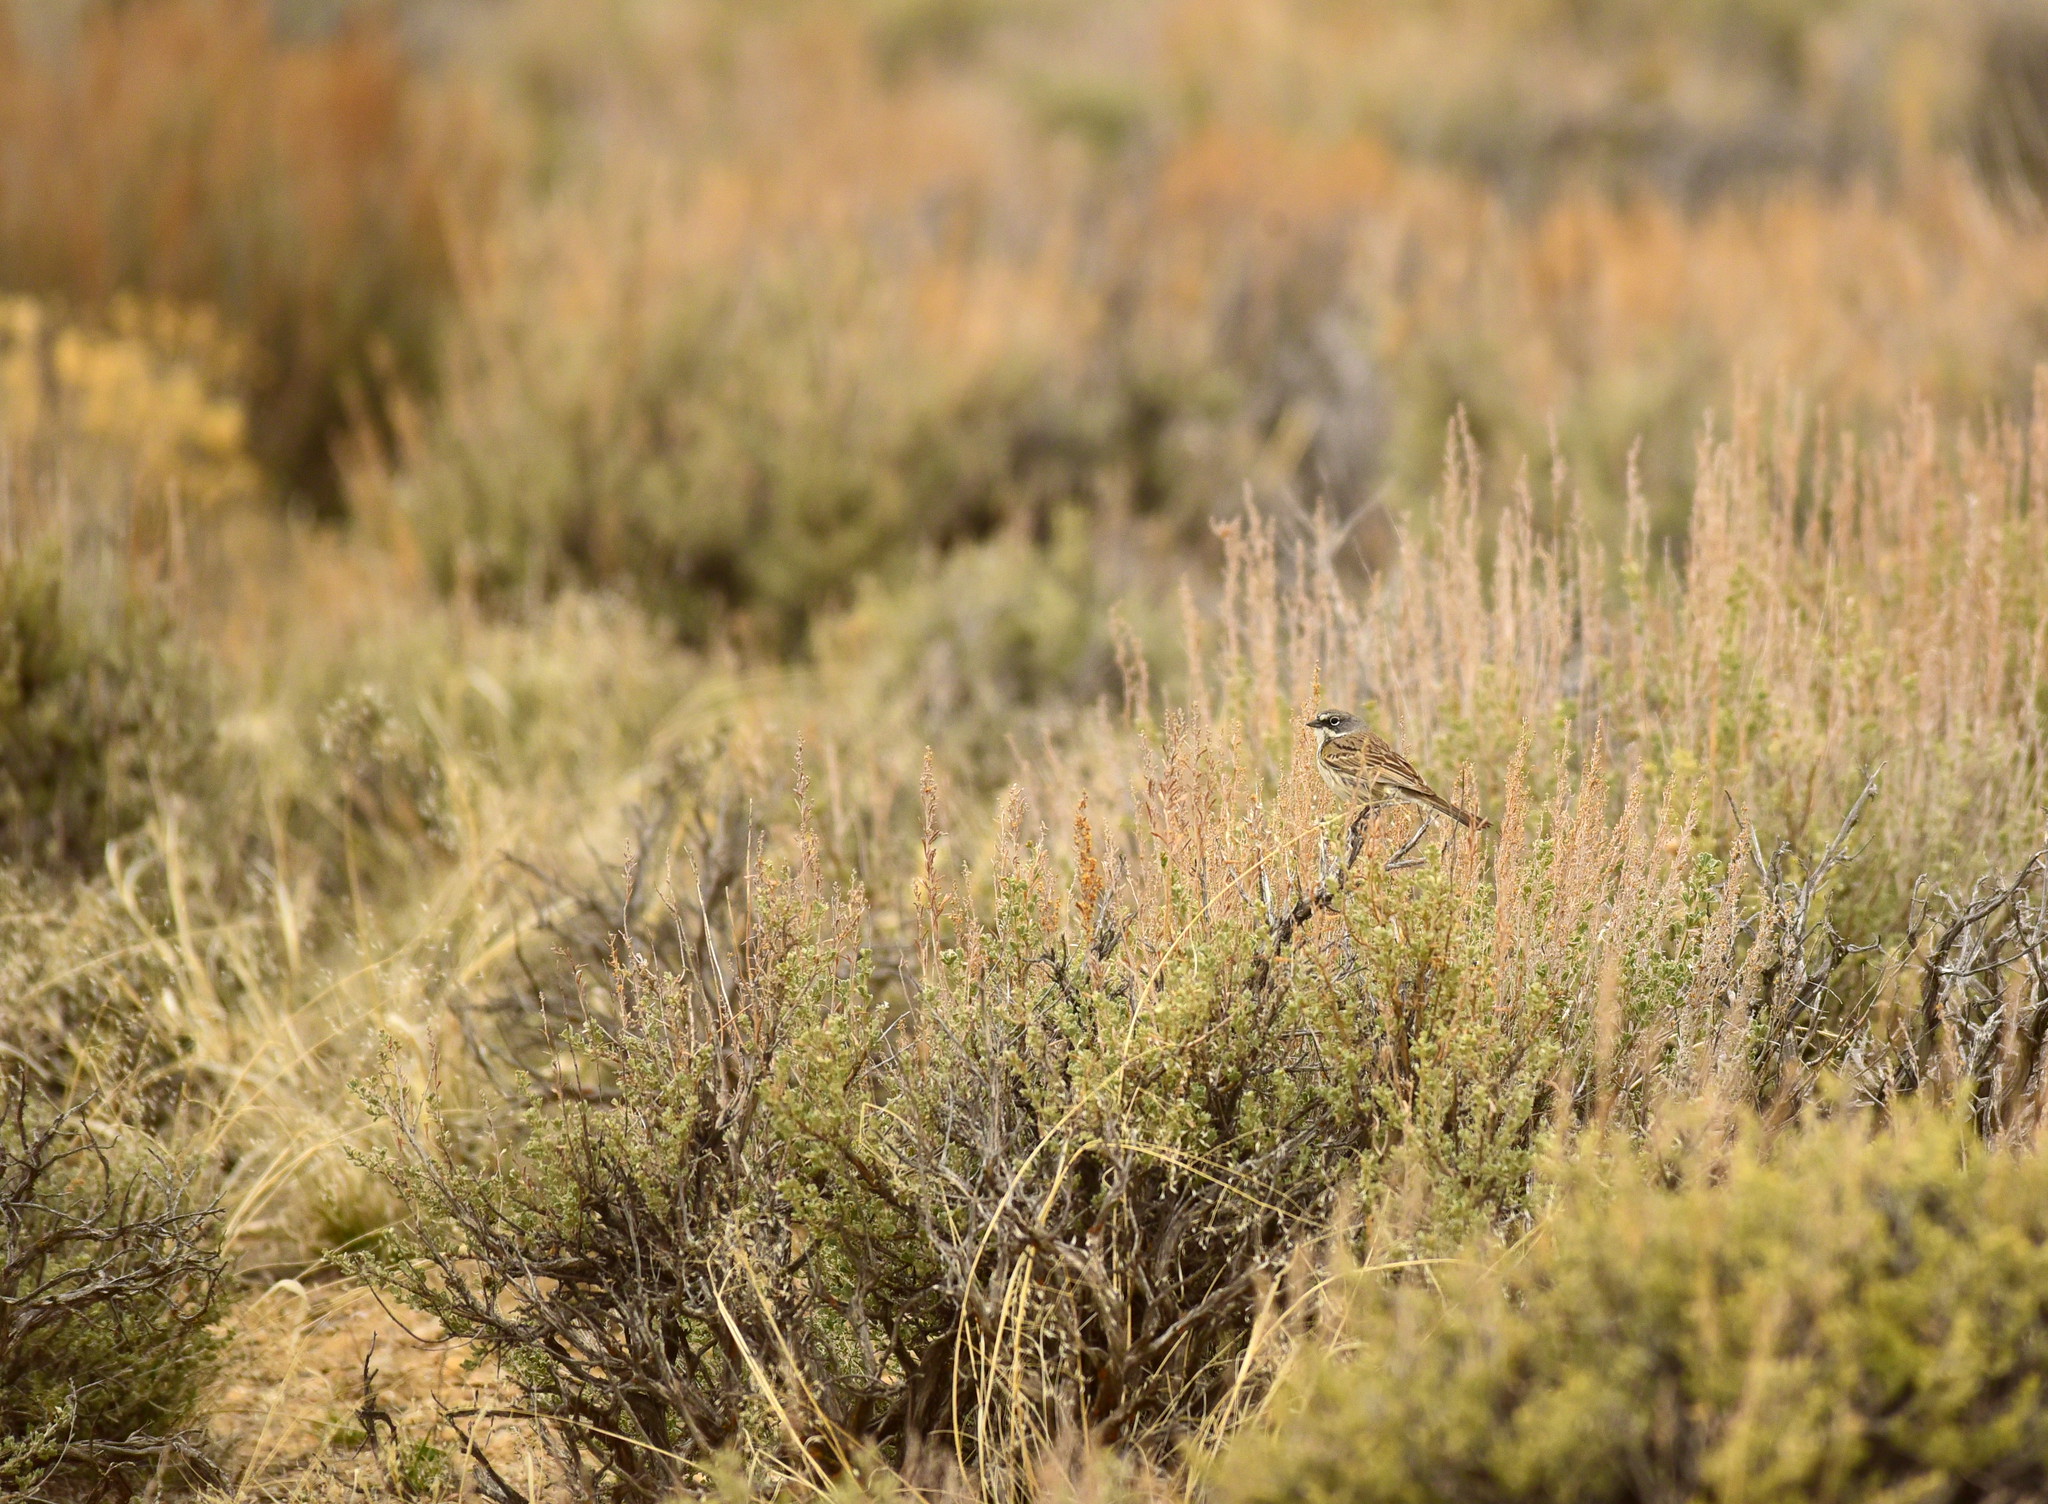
[1204, 386, 2048, 949]
[0, 1072, 228, 1502]
[349, 715, 1876, 1497]
[0, 550, 218, 873]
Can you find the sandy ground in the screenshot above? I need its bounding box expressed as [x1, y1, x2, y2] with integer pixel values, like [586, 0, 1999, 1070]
[203, 1276, 562, 1503]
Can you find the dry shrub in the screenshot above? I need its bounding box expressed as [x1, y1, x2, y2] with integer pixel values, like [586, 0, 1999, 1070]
[364, 167, 1251, 644]
[0, 1073, 227, 1502]
[1202, 389, 2048, 957]
[0, 291, 264, 626]
[0, 0, 486, 507]
[0, 296, 234, 865]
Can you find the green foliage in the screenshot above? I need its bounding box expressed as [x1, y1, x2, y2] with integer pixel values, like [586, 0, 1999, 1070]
[0, 552, 214, 871]
[1220, 1107, 2048, 1504]
[393, 1438, 451, 1497]
[814, 518, 1180, 789]
[390, 252, 1227, 647]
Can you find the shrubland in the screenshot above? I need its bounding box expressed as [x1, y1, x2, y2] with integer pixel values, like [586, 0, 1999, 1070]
[345, 410, 2048, 1494]
[0, 1075, 227, 1501]
[6, 2, 2048, 1501]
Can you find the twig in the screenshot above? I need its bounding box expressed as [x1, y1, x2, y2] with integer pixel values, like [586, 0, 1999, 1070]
[437, 1399, 532, 1504]
[356, 1336, 400, 1464]
[1247, 804, 1418, 996]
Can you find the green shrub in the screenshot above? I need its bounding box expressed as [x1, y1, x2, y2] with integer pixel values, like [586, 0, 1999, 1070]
[813, 518, 1180, 789]
[0, 1075, 227, 1500]
[317, 686, 456, 860]
[0, 552, 215, 871]
[383, 246, 1228, 647]
[1218, 1107, 2048, 1504]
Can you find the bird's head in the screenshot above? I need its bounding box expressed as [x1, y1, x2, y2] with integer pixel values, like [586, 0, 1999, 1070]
[1306, 708, 1362, 741]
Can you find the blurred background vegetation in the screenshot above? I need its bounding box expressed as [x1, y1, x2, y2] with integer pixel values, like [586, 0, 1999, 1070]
[10, 0, 2048, 1499]
[16, 0, 2048, 625]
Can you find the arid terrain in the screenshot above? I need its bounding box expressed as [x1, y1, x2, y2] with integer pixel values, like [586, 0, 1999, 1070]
[7, 3, 2048, 1500]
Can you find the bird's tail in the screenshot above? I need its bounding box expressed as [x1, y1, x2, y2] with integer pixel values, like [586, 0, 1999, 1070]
[1416, 787, 1491, 831]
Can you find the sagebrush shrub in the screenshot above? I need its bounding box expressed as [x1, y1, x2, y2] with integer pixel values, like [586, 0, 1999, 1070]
[0, 552, 215, 870]
[1217, 1106, 2048, 1504]
[356, 714, 1783, 1497]
[378, 234, 1231, 647]
[0, 1076, 226, 1500]
[317, 687, 456, 859]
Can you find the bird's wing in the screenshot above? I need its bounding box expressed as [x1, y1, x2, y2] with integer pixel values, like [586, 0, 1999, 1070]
[1332, 730, 1487, 828]
[1319, 733, 1374, 782]
[1359, 732, 1436, 796]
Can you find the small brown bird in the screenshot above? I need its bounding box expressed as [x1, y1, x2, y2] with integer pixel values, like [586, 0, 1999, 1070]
[1307, 708, 1489, 830]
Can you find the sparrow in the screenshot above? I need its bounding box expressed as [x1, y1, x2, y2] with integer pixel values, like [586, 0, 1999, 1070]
[1306, 708, 1489, 830]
